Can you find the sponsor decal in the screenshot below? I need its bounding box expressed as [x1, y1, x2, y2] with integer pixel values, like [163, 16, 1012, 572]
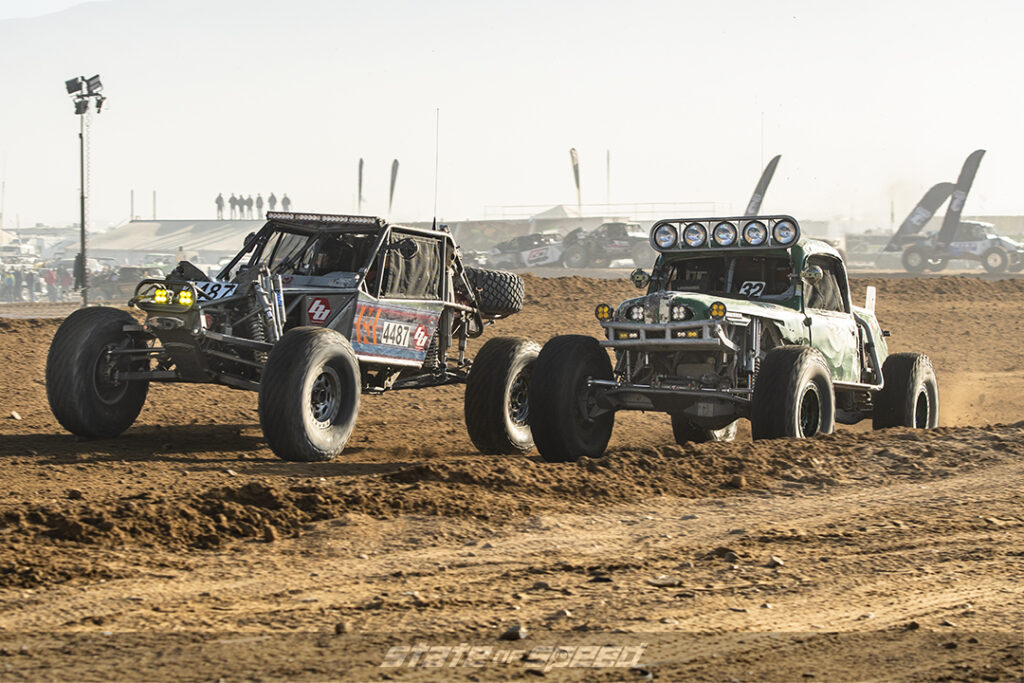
[525, 247, 550, 265]
[307, 297, 332, 325]
[355, 305, 383, 343]
[413, 324, 430, 351]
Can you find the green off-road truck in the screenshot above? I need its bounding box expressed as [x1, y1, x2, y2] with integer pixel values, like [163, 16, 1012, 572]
[529, 215, 939, 462]
[46, 211, 538, 462]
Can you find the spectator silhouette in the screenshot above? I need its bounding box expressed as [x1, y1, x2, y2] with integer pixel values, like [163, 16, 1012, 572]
[281, 193, 291, 212]
[245, 195, 254, 219]
[229, 193, 238, 219]
[268, 193, 277, 212]
[256, 193, 264, 219]
[73, 254, 84, 291]
[215, 193, 225, 219]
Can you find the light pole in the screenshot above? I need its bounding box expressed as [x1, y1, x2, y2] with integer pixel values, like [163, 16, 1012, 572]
[65, 74, 105, 307]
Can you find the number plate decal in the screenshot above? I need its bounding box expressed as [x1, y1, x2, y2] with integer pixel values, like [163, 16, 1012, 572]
[739, 281, 766, 297]
[193, 281, 238, 301]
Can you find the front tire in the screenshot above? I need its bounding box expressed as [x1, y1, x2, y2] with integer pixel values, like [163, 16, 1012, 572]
[751, 346, 835, 440]
[529, 335, 614, 462]
[901, 247, 929, 273]
[671, 416, 737, 444]
[465, 337, 539, 454]
[258, 327, 361, 462]
[872, 353, 938, 429]
[982, 248, 1008, 274]
[46, 307, 150, 438]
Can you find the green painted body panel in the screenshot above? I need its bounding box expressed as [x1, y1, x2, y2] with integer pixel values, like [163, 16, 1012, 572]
[615, 237, 888, 384]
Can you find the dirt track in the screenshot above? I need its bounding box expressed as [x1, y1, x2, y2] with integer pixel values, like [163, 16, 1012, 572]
[0, 274, 1021, 681]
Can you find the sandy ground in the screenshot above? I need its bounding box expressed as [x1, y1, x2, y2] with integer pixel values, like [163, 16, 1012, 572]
[0, 273, 1021, 681]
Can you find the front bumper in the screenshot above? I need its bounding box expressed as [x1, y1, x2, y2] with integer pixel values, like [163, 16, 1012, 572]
[600, 315, 748, 352]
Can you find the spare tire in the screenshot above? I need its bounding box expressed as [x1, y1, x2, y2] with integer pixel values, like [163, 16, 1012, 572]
[464, 267, 524, 317]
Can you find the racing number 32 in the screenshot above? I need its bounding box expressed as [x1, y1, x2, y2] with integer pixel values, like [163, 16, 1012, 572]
[739, 281, 766, 297]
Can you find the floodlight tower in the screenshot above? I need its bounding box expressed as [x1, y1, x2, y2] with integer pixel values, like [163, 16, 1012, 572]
[65, 74, 106, 307]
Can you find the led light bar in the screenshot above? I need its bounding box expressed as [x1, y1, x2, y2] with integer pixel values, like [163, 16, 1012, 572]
[648, 215, 801, 252]
[266, 211, 382, 226]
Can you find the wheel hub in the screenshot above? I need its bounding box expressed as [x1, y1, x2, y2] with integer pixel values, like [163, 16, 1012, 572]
[310, 367, 341, 426]
[93, 342, 129, 405]
[507, 370, 530, 427]
[799, 383, 821, 437]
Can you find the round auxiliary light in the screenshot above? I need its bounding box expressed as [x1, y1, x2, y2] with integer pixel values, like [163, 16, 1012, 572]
[628, 305, 645, 321]
[653, 224, 678, 249]
[682, 222, 708, 247]
[709, 301, 727, 319]
[594, 303, 613, 321]
[712, 221, 738, 247]
[773, 219, 798, 245]
[670, 304, 691, 321]
[743, 220, 768, 246]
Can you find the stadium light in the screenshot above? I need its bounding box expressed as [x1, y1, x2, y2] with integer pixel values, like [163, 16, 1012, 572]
[65, 73, 106, 307]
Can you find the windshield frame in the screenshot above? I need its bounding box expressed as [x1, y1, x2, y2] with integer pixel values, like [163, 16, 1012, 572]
[651, 251, 797, 302]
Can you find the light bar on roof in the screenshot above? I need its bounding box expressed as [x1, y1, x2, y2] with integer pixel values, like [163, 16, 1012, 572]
[266, 211, 381, 226]
[649, 215, 800, 252]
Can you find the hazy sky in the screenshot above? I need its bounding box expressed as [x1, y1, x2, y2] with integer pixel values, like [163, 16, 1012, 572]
[1, 0, 1023, 230]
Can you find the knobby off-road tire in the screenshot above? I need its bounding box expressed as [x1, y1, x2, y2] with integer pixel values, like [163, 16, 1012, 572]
[982, 248, 1008, 274]
[464, 337, 540, 454]
[46, 307, 150, 438]
[464, 267, 524, 317]
[872, 352, 939, 430]
[529, 335, 614, 462]
[258, 327, 360, 462]
[751, 346, 835, 440]
[670, 415, 738, 444]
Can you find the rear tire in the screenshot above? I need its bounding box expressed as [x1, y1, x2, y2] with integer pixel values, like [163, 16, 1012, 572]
[562, 245, 588, 269]
[464, 267, 524, 317]
[751, 346, 835, 440]
[258, 327, 360, 462]
[46, 307, 150, 438]
[529, 335, 614, 462]
[872, 352, 938, 429]
[671, 415, 737, 444]
[925, 258, 948, 272]
[465, 337, 539, 454]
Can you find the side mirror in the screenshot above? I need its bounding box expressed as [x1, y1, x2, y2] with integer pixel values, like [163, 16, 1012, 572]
[630, 268, 651, 289]
[800, 264, 824, 286]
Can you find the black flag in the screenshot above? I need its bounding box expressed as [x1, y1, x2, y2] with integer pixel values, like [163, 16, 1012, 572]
[883, 182, 955, 252]
[389, 159, 399, 214]
[744, 154, 781, 216]
[569, 148, 581, 214]
[357, 158, 364, 213]
[936, 149, 985, 246]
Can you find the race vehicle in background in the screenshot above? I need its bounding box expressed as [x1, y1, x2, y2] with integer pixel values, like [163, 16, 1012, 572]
[561, 222, 651, 268]
[489, 232, 564, 268]
[884, 149, 1024, 273]
[529, 214, 939, 461]
[46, 211, 538, 462]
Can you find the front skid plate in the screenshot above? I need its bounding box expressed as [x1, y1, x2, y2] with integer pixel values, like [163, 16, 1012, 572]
[588, 379, 749, 419]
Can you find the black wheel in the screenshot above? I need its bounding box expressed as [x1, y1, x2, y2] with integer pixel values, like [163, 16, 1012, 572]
[872, 353, 939, 429]
[562, 245, 588, 269]
[529, 335, 614, 462]
[901, 247, 929, 273]
[925, 258, 948, 272]
[464, 267, 524, 317]
[465, 337, 539, 454]
[751, 346, 835, 440]
[258, 327, 361, 462]
[46, 307, 150, 438]
[982, 248, 1008, 274]
[670, 415, 737, 444]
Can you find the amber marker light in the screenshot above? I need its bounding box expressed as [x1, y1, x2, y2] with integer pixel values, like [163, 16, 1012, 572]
[595, 303, 613, 321]
[709, 301, 727, 319]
